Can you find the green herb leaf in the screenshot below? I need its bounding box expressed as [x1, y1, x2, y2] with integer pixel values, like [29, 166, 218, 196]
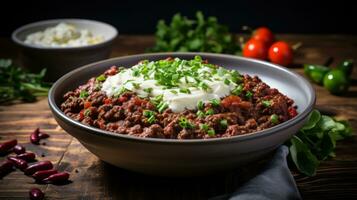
[149, 11, 241, 54]
[289, 136, 319, 176]
[301, 109, 321, 130]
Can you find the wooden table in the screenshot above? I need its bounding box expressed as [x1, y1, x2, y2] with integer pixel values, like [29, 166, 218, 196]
[0, 35, 357, 199]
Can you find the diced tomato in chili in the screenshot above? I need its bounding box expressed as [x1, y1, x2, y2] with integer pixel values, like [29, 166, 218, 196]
[118, 96, 128, 103]
[79, 110, 85, 121]
[104, 98, 112, 104]
[221, 95, 242, 108]
[105, 66, 118, 76]
[84, 101, 91, 109]
[288, 107, 298, 118]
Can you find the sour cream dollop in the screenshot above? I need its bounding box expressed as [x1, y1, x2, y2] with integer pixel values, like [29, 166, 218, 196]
[101, 57, 240, 112]
[24, 23, 104, 47]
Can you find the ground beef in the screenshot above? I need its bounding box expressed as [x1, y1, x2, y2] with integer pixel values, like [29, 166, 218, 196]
[60, 66, 298, 139]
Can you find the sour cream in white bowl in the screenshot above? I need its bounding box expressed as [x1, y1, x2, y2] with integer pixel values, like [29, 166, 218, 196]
[12, 19, 118, 81]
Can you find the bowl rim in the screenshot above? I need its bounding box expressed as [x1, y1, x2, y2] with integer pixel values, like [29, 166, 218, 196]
[48, 52, 316, 144]
[11, 18, 118, 50]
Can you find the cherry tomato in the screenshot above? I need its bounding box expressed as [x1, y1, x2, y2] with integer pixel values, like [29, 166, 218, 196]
[243, 39, 268, 60]
[252, 27, 275, 47]
[268, 41, 293, 66]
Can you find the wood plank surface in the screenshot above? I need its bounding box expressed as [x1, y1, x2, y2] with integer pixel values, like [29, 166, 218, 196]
[0, 35, 357, 199]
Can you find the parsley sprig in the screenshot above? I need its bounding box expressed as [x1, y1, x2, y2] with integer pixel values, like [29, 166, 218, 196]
[288, 109, 353, 176]
[0, 59, 51, 104]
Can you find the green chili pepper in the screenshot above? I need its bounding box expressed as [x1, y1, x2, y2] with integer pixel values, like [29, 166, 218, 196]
[323, 69, 349, 95]
[337, 59, 354, 75]
[304, 64, 330, 85]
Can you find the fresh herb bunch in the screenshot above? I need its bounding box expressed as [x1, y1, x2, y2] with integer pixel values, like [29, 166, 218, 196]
[288, 109, 353, 176]
[0, 59, 51, 104]
[149, 11, 241, 54]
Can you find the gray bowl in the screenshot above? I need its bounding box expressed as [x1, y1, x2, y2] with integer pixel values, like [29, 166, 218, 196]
[12, 19, 118, 81]
[48, 53, 315, 176]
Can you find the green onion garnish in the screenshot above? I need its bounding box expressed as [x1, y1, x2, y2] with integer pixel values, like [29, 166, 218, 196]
[262, 100, 271, 107]
[179, 88, 191, 94]
[210, 99, 221, 107]
[270, 114, 279, 124]
[205, 108, 214, 115]
[207, 129, 216, 136]
[231, 84, 243, 96]
[96, 75, 106, 82]
[196, 110, 205, 118]
[79, 90, 89, 98]
[179, 117, 195, 129]
[199, 123, 209, 132]
[220, 119, 228, 128]
[197, 101, 204, 110]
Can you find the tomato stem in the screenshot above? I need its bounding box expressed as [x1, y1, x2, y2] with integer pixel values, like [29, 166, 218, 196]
[241, 25, 253, 33]
[292, 42, 302, 51]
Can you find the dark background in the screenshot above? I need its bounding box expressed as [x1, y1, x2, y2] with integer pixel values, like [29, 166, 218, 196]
[1, 0, 356, 36]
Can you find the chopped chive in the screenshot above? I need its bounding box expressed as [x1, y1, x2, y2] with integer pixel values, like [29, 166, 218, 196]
[179, 88, 191, 94]
[132, 69, 140, 77]
[143, 87, 153, 94]
[113, 87, 128, 97]
[170, 90, 178, 94]
[132, 82, 141, 89]
[147, 115, 156, 124]
[197, 100, 204, 110]
[179, 117, 194, 129]
[220, 119, 228, 128]
[245, 91, 253, 99]
[96, 75, 106, 82]
[231, 84, 243, 96]
[210, 99, 221, 107]
[196, 110, 205, 118]
[199, 123, 209, 132]
[79, 90, 89, 98]
[270, 114, 279, 124]
[207, 129, 215, 136]
[205, 108, 214, 115]
[262, 100, 271, 107]
[224, 78, 230, 85]
[84, 109, 91, 117]
[158, 102, 168, 113]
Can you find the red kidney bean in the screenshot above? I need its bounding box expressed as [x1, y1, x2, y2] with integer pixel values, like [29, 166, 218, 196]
[30, 128, 40, 144]
[42, 172, 70, 183]
[16, 152, 36, 162]
[7, 156, 28, 170]
[13, 145, 26, 155]
[32, 169, 58, 181]
[38, 132, 49, 139]
[25, 161, 53, 175]
[0, 139, 17, 154]
[29, 188, 44, 200]
[0, 160, 14, 178]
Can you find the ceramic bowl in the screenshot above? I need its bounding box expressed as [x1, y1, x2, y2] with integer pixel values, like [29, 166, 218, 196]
[48, 52, 315, 176]
[12, 19, 117, 81]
